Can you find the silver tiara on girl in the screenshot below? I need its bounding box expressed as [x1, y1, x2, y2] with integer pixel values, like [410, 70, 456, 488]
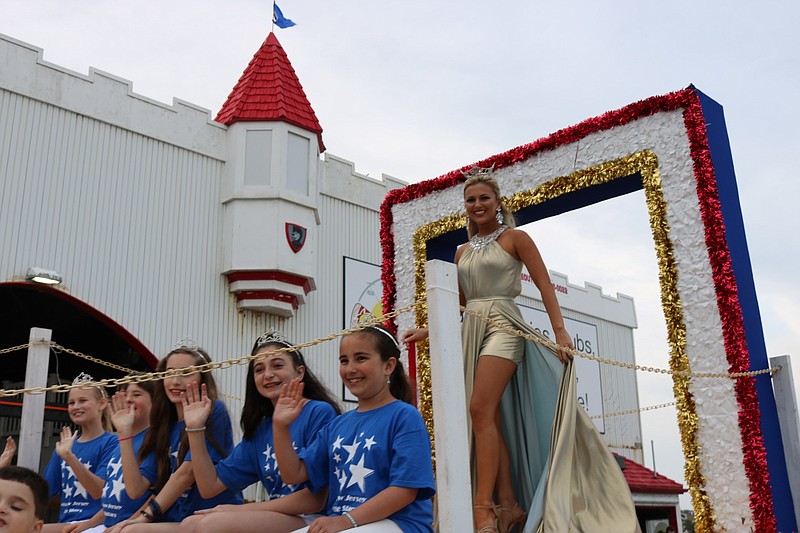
[254, 329, 293, 349]
[72, 372, 96, 386]
[72, 372, 107, 398]
[170, 338, 209, 363]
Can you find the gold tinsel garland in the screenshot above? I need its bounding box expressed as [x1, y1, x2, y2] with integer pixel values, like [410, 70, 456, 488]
[410, 151, 713, 528]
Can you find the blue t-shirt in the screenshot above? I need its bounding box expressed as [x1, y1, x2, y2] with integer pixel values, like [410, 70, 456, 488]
[101, 429, 152, 526]
[299, 401, 435, 533]
[42, 431, 117, 522]
[216, 399, 336, 498]
[140, 400, 243, 521]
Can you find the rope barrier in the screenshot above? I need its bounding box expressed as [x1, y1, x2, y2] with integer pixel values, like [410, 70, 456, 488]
[461, 307, 781, 380]
[0, 302, 782, 399]
[0, 343, 32, 356]
[49, 342, 138, 375]
[0, 304, 415, 398]
[606, 443, 642, 451]
[589, 401, 676, 420]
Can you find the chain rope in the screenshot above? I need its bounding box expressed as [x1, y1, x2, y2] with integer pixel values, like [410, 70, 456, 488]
[589, 401, 676, 420]
[605, 443, 641, 451]
[0, 302, 781, 399]
[0, 343, 32, 356]
[49, 342, 138, 374]
[0, 304, 415, 398]
[461, 307, 781, 380]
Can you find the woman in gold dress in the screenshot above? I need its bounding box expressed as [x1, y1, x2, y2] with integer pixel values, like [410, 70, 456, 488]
[404, 169, 639, 533]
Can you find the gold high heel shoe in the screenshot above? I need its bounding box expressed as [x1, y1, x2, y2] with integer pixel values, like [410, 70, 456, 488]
[473, 504, 500, 533]
[497, 503, 526, 533]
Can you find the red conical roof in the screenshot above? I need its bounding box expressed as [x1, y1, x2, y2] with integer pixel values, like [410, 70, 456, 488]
[216, 33, 325, 152]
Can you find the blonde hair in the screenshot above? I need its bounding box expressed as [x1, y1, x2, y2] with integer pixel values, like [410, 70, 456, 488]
[463, 172, 516, 238]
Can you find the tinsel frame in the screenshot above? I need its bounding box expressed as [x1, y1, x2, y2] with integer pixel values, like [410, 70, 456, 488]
[379, 87, 777, 532]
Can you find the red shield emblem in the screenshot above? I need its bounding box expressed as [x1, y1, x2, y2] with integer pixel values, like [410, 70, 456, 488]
[285, 223, 307, 253]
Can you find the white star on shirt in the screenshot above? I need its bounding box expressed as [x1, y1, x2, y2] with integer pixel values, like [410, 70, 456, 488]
[332, 435, 344, 452]
[109, 476, 126, 502]
[333, 452, 341, 464]
[64, 464, 76, 480]
[342, 436, 361, 464]
[62, 484, 74, 499]
[347, 455, 374, 493]
[73, 480, 88, 499]
[108, 457, 123, 479]
[338, 469, 347, 490]
[363, 436, 377, 451]
[264, 444, 273, 472]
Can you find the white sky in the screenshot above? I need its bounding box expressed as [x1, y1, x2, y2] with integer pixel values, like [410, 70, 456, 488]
[4, 0, 798, 511]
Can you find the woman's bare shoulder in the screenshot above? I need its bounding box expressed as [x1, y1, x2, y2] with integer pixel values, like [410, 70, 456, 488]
[501, 227, 532, 245]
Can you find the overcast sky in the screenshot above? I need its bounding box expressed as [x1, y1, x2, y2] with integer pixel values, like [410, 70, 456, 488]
[4, 0, 798, 509]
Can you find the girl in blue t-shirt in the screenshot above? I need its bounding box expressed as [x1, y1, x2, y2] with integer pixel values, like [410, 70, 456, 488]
[272, 325, 436, 533]
[42, 373, 117, 532]
[108, 342, 242, 532]
[179, 331, 341, 532]
[63, 380, 156, 533]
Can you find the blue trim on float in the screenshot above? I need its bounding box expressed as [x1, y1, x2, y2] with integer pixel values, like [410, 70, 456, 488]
[697, 88, 795, 532]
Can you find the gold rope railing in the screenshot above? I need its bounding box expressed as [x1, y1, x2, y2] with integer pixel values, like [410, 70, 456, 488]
[0, 304, 415, 398]
[5, 340, 248, 403]
[589, 401, 676, 420]
[606, 443, 642, 451]
[0, 343, 33, 356]
[0, 302, 782, 399]
[460, 307, 781, 380]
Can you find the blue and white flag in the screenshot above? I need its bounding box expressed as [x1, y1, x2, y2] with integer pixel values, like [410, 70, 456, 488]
[273, 2, 296, 29]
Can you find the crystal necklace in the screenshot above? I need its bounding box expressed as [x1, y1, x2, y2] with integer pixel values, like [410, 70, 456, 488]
[469, 225, 507, 251]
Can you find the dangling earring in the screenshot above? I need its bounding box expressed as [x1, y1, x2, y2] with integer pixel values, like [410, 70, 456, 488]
[387, 377, 391, 384]
[496, 207, 503, 224]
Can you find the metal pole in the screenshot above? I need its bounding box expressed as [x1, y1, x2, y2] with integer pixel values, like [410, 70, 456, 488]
[651, 439, 657, 477]
[18, 327, 51, 471]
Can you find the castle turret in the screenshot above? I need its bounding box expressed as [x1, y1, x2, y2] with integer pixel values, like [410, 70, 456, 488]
[217, 32, 323, 317]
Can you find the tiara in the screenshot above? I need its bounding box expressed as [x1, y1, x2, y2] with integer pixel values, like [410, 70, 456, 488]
[72, 372, 107, 398]
[170, 337, 209, 363]
[351, 312, 400, 349]
[460, 164, 495, 180]
[72, 372, 96, 386]
[254, 329, 294, 349]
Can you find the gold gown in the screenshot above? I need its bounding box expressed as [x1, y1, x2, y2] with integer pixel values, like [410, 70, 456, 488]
[458, 240, 640, 533]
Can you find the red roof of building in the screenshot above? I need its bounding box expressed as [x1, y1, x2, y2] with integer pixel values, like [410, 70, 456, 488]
[216, 32, 325, 152]
[617, 455, 686, 495]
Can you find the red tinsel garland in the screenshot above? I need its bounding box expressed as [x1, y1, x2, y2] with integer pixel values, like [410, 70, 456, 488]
[681, 92, 777, 533]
